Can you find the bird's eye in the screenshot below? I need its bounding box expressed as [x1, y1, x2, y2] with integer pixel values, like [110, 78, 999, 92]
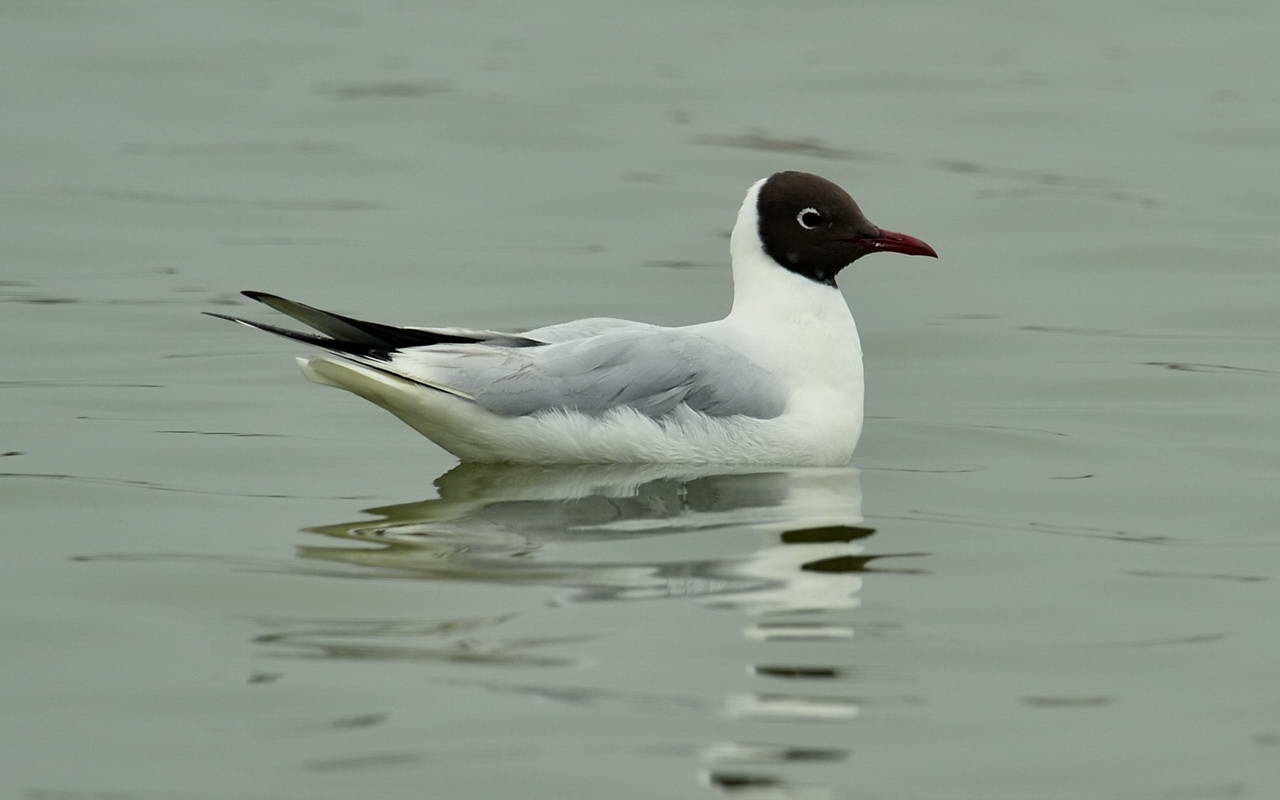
[797, 208, 824, 230]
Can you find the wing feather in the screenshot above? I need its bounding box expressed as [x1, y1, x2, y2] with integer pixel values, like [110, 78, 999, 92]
[388, 328, 786, 420]
[210, 296, 785, 420]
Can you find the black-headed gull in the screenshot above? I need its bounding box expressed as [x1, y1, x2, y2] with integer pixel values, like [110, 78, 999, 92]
[209, 171, 937, 464]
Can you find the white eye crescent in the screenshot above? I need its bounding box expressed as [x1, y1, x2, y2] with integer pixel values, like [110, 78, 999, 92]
[797, 208, 823, 230]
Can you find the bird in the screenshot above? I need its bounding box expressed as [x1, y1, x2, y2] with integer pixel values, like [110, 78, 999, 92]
[208, 171, 937, 465]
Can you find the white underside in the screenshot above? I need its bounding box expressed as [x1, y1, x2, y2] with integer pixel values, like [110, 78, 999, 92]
[295, 178, 867, 466]
[299, 354, 861, 465]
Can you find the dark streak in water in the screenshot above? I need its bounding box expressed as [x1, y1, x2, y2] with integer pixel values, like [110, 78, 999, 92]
[1, 451, 23, 457]
[0, 381, 163, 389]
[58, 186, 382, 212]
[977, 185, 1158, 208]
[247, 614, 589, 667]
[77, 416, 175, 421]
[320, 80, 452, 99]
[162, 350, 274, 359]
[72, 552, 465, 584]
[259, 639, 585, 668]
[1021, 324, 1280, 343]
[458, 678, 709, 714]
[303, 742, 697, 773]
[220, 236, 602, 254]
[5, 267, 176, 281]
[5, 472, 371, 500]
[878, 509, 1175, 545]
[644, 259, 717, 270]
[247, 672, 282, 685]
[1050, 473, 1095, 480]
[122, 140, 343, 156]
[958, 422, 1070, 438]
[248, 613, 519, 636]
[1144, 361, 1278, 376]
[103, 295, 242, 307]
[748, 664, 907, 688]
[446, 677, 915, 721]
[305, 751, 430, 771]
[74, 553, 312, 568]
[1021, 695, 1112, 708]
[706, 772, 783, 791]
[73, 549, 601, 585]
[1127, 570, 1266, 583]
[157, 430, 290, 438]
[694, 130, 1139, 198]
[751, 665, 848, 680]
[801, 553, 930, 575]
[1, 295, 81, 304]
[26, 790, 297, 800]
[696, 131, 862, 161]
[329, 712, 389, 730]
[1073, 632, 1226, 649]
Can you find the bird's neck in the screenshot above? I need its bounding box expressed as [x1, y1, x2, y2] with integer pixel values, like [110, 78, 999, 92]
[727, 241, 856, 329]
[716, 179, 863, 393]
[726, 197, 858, 334]
[722, 230, 863, 389]
[724, 177, 856, 328]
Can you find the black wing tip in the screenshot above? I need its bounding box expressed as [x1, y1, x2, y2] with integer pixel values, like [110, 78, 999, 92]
[203, 309, 300, 335]
[225, 291, 547, 349]
[203, 311, 249, 324]
[202, 311, 297, 337]
[204, 309, 394, 361]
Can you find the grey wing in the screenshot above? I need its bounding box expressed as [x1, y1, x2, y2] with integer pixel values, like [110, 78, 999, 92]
[522, 317, 655, 344]
[392, 329, 787, 420]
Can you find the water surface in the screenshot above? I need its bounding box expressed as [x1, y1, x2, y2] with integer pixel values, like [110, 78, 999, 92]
[3, 1, 1279, 798]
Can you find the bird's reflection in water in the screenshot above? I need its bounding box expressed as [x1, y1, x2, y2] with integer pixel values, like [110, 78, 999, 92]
[300, 464, 918, 607]
[284, 464, 924, 799]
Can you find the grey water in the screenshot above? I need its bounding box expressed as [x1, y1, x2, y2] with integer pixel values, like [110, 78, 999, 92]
[3, 1, 1279, 798]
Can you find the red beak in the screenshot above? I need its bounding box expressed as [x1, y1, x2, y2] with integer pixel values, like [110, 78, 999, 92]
[865, 229, 938, 258]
